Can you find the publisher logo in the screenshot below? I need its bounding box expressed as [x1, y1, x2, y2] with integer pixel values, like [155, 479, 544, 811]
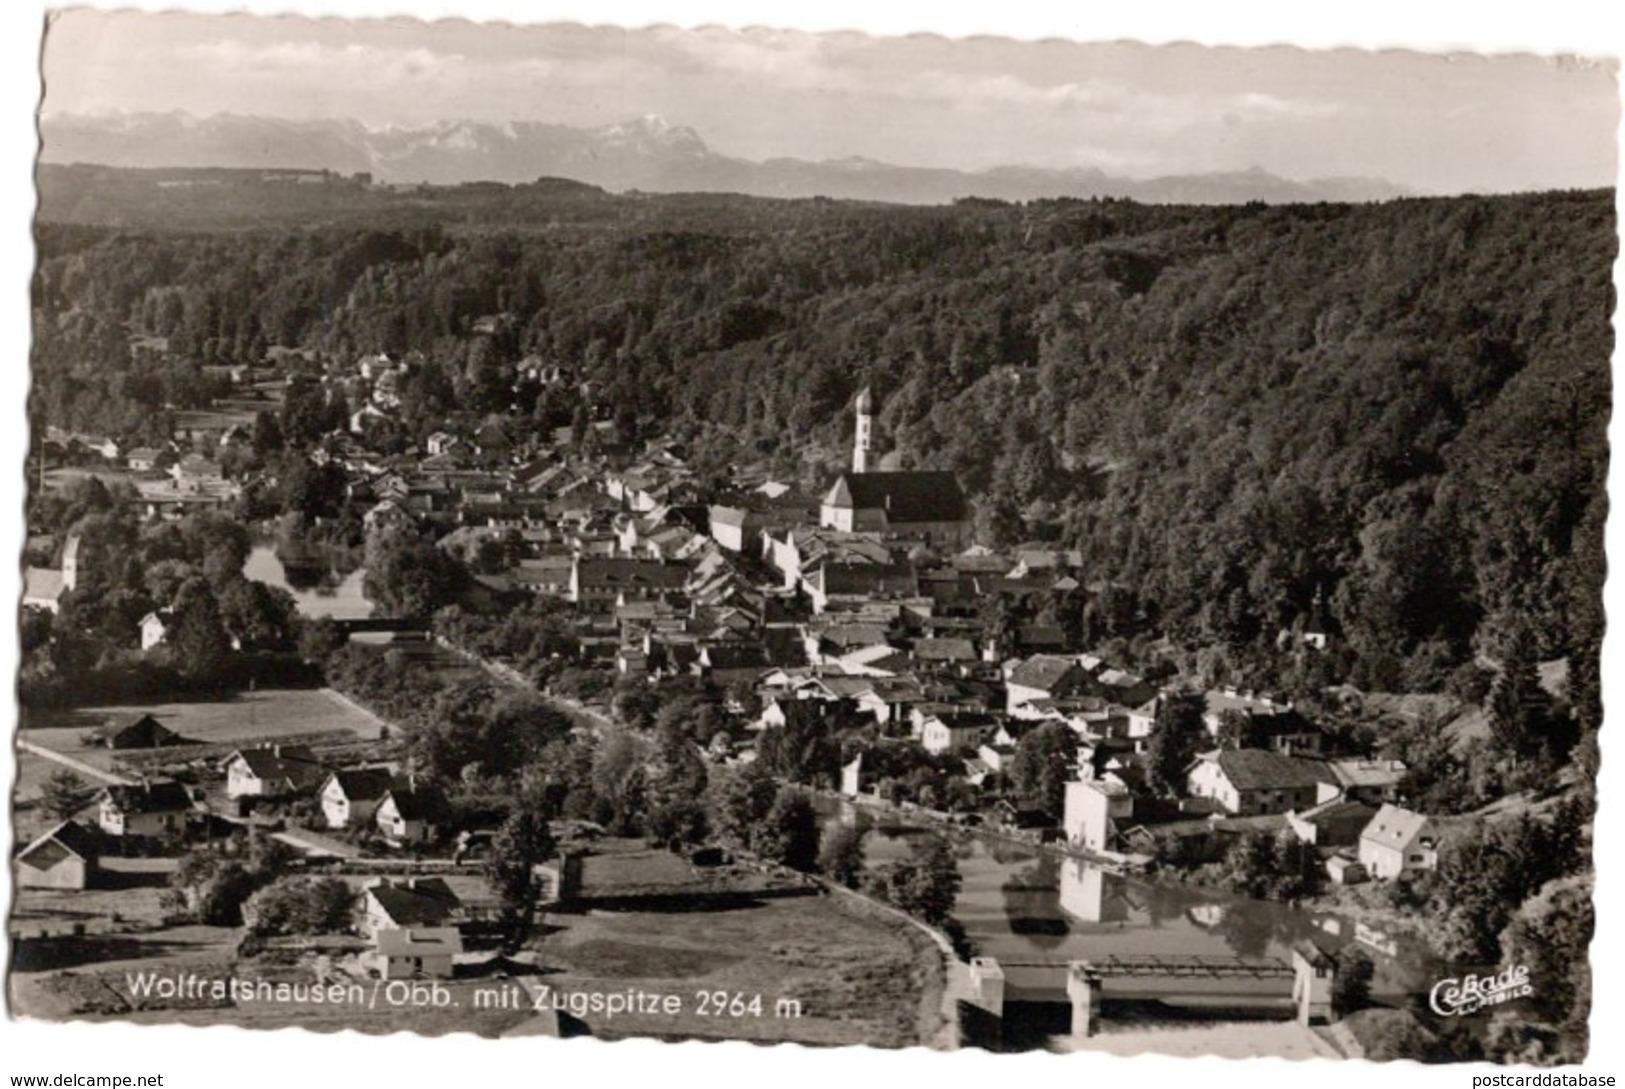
[1429, 964, 1534, 1016]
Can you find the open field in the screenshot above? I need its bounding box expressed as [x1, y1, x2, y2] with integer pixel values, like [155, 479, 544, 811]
[10, 858, 181, 943]
[530, 888, 945, 1047]
[19, 688, 387, 753]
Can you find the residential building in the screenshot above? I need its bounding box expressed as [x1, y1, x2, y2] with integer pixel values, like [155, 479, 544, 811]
[1185, 749, 1331, 816]
[1357, 804, 1440, 881]
[919, 710, 996, 755]
[221, 745, 327, 799]
[15, 820, 101, 889]
[320, 768, 397, 830]
[98, 780, 193, 837]
[376, 788, 437, 846]
[362, 876, 464, 937]
[372, 927, 463, 980]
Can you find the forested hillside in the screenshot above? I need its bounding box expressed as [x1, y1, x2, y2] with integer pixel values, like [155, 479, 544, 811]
[30, 187, 1614, 702]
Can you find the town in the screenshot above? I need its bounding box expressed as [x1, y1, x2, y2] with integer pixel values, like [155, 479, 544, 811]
[13, 306, 1597, 1061]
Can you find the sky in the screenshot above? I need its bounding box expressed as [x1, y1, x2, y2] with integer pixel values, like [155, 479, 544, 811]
[38, 8, 1621, 193]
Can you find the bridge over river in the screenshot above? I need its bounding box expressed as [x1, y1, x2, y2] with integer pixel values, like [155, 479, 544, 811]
[330, 616, 430, 637]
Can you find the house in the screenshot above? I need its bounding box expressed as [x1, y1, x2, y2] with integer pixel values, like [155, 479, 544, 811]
[1326, 855, 1369, 886]
[22, 534, 79, 613]
[125, 447, 165, 472]
[21, 567, 67, 613]
[99, 713, 184, 750]
[568, 557, 689, 610]
[1006, 655, 1092, 714]
[511, 556, 575, 597]
[139, 610, 174, 651]
[1185, 749, 1331, 816]
[372, 927, 463, 980]
[1324, 759, 1409, 806]
[221, 745, 327, 799]
[1063, 779, 1134, 854]
[15, 820, 101, 889]
[320, 768, 398, 830]
[1357, 804, 1440, 881]
[802, 562, 919, 614]
[1285, 799, 1378, 848]
[363, 876, 464, 937]
[169, 454, 225, 487]
[364, 499, 414, 534]
[425, 431, 464, 456]
[376, 788, 437, 845]
[919, 710, 997, 755]
[1201, 689, 1320, 754]
[98, 780, 194, 837]
[910, 637, 980, 671]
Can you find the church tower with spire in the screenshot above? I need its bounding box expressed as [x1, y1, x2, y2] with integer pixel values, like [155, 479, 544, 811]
[853, 386, 873, 474]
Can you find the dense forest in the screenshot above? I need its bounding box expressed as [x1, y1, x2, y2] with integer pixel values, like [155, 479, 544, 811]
[29, 185, 1614, 705]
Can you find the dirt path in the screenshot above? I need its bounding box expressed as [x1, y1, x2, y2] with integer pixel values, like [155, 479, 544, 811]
[15, 738, 133, 786]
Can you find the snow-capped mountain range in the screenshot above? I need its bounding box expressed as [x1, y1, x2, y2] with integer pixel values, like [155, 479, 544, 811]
[38, 110, 1413, 205]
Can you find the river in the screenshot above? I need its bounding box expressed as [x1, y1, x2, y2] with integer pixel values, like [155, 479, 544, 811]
[243, 543, 373, 620]
[818, 797, 1439, 1007]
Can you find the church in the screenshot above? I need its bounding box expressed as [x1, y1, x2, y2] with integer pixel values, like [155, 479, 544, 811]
[819, 387, 972, 549]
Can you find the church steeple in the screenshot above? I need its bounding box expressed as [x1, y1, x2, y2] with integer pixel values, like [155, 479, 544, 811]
[853, 386, 873, 474]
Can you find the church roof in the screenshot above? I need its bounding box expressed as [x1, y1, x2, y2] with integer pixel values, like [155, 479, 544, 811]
[823, 471, 967, 524]
[855, 386, 873, 414]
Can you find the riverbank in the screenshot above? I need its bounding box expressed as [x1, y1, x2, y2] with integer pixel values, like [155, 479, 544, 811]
[1056, 1018, 1347, 1058]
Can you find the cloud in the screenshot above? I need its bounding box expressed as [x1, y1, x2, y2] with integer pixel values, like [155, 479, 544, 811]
[1228, 91, 1347, 119]
[181, 39, 466, 84]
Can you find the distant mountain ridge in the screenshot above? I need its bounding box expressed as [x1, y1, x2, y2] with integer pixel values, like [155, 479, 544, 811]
[39, 110, 1414, 206]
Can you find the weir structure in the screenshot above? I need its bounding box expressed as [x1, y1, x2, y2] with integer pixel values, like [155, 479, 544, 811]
[963, 943, 1336, 1044]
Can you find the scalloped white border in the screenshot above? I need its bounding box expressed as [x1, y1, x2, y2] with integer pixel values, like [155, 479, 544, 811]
[2, 5, 1620, 1089]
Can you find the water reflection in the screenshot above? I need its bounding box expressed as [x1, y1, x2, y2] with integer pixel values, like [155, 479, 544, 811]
[823, 797, 1435, 1001]
[243, 544, 373, 620]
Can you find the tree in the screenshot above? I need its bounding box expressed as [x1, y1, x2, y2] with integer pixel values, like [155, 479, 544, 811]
[645, 798, 710, 851]
[41, 769, 89, 821]
[1146, 692, 1206, 797]
[866, 834, 961, 927]
[756, 705, 842, 788]
[1430, 812, 1585, 963]
[708, 761, 779, 851]
[1497, 873, 1593, 1054]
[167, 577, 233, 682]
[242, 876, 356, 936]
[217, 577, 299, 652]
[818, 820, 868, 889]
[1214, 708, 1258, 750]
[1332, 947, 1375, 1016]
[364, 526, 464, 617]
[299, 616, 346, 662]
[1008, 722, 1079, 817]
[751, 787, 820, 872]
[485, 801, 558, 946]
[1487, 625, 1554, 763]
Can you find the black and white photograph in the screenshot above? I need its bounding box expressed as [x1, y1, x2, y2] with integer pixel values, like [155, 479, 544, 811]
[3, 2, 1620, 1083]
